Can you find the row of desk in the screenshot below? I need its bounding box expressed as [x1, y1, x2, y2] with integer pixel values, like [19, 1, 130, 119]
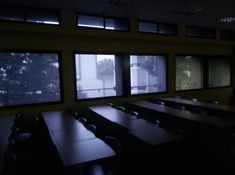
[132, 101, 235, 129]
[41, 111, 116, 168]
[89, 105, 183, 147]
[161, 97, 235, 119]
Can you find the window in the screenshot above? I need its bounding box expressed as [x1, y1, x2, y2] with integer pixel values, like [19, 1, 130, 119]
[138, 21, 177, 35]
[26, 9, 60, 25]
[0, 6, 60, 25]
[175, 56, 203, 91]
[0, 52, 61, 107]
[208, 57, 231, 88]
[130, 55, 167, 95]
[186, 26, 216, 39]
[139, 22, 158, 33]
[77, 14, 129, 31]
[77, 15, 104, 28]
[220, 30, 235, 41]
[75, 54, 123, 99]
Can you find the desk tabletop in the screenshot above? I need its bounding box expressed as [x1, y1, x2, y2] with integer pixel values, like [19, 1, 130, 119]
[56, 138, 116, 167]
[132, 101, 235, 128]
[89, 105, 137, 124]
[129, 127, 183, 146]
[42, 111, 115, 167]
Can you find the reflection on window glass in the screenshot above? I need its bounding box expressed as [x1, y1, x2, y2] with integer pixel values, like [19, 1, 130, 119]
[105, 18, 129, 31]
[75, 54, 122, 99]
[130, 55, 166, 95]
[0, 53, 61, 107]
[26, 10, 60, 25]
[139, 22, 158, 33]
[77, 15, 104, 28]
[175, 56, 203, 90]
[208, 57, 231, 87]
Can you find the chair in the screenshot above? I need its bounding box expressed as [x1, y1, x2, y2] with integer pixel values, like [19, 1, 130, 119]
[173, 105, 186, 110]
[115, 106, 125, 111]
[204, 100, 219, 104]
[86, 124, 97, 135]
[108, 103, 114, 107]
[73, 112, 80, 120]
[79, 117, 87, 126]
[154, 101, 165, 105]
[191, 98, 198, 102]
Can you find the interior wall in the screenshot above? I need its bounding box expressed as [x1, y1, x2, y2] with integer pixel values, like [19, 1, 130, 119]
[0, 9, 234, 117]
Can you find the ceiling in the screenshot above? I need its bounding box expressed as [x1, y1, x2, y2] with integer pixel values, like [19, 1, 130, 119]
[1, 0, 235, 30]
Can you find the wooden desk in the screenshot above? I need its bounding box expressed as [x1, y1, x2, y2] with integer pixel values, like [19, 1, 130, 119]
[56, 138, 116, 167]
[0, 116, 14, 171]
[89, 105, 136, 125]
[132, 101, 235, 129]
[162, 97, 235, 118]
[89, 105, 183, 146]
[41, 111, 115, 168]
[129, 127, 183, 146]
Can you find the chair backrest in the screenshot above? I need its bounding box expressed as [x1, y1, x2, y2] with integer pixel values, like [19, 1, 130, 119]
[108, 102, 114, 107]
[128, 110, 139, 116]
[79, 117, 87, 125]
[204, 100, 219, 104]
[86, 124, 97, 135]
[191, 98, 198, 102]
[103, 136, 122, 155]
[73, 112, 80, 120]
[155, 101, 165, 105]
[115, 106, 126, 111]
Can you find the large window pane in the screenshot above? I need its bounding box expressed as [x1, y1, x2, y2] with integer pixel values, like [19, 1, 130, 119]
[26, 9, 60, 25]
[139, 22, 158, 33]
[175, 56, 203, 90]
[77, 15, 104, 28]
[0, 6, 24, 22]
[130, 55, 167, 95]
[75, 54, 122, 99]
[105, 18, 129, 31]
[0, 53, 61, 107]
[208, 57, 231, 87]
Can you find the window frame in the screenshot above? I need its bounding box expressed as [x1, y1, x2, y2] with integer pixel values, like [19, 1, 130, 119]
[0, 50, 64, 108]
[77, 13, 130, 32]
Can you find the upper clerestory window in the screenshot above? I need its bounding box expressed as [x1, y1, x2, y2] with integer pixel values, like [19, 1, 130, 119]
[138, 21, 177, 36]
[186, 26, 216, 39]
[77, 14, 129, 31]
[0, 5, 60, 25]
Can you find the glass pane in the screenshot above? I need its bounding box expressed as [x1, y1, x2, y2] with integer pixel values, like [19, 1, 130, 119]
[175, 56, 203, 90]
[0, 53, 61, 107]
[130, 55, 167, 95]
[158, 23, 177, 35]
[26, 9, 60, 25]
[105, 18, 129, 31]
[138, 22, 157, 33]
[75, 54, 122, 99]
[208, 57, 231, 87]
[186, 26, 201, 37]
[221, 30, 235, 41]
[77, 15, 104, 28]
[0, 6, 24, 22]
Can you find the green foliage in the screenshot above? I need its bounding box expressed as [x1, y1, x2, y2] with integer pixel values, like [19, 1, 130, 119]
[97, 59, 114, 77]
[0, 53, 60, 106]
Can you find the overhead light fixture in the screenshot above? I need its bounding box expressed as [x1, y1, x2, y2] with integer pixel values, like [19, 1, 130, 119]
[219, 16, 235, 23]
